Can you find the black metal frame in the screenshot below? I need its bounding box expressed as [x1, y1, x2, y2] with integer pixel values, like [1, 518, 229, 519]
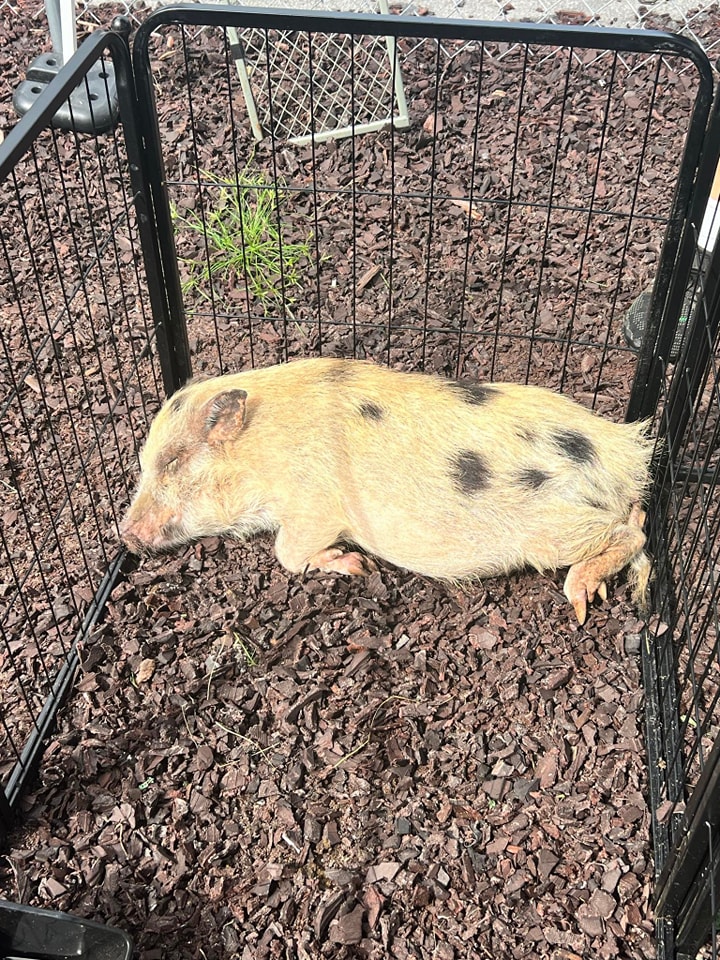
[656, 735, 720, 957]
[642, 111, 720, 952]
[133, 5, 715, 417]
[0, 26, 138, 839]
[0, 23, 185, 840]
[1, 7, 720, 957]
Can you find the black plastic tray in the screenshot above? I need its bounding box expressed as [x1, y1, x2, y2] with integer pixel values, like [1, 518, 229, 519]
[0, 900, 132, 960]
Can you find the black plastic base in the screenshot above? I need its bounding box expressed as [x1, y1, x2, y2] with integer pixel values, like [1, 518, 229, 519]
[0, 900, 132, 960]
[622, 286, 690, 363]
[12, 54, 119, 134]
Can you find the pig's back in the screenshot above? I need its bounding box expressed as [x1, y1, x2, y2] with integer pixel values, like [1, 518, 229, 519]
[330, 365, 651, 579]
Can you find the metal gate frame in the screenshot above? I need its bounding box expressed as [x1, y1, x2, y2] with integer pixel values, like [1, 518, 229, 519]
[2, 9, 720, 956]
[132, 4, 716, 402]
[0, 20, 190, 837]
[639, 92, 720, 956]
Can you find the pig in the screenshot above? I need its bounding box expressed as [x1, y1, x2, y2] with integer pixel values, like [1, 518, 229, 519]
[120, 357, 654, 624]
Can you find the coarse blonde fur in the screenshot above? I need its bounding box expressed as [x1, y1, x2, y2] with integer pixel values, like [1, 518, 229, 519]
[121, 358, 654, 620]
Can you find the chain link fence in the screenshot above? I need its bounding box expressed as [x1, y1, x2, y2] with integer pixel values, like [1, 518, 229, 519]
[2, 0, 720, 58]
[2, 0, 717, 154]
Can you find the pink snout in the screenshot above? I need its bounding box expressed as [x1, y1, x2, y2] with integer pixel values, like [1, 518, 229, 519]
[119, 496, 184, 554]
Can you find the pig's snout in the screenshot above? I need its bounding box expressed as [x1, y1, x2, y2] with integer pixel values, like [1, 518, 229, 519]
[119, 496, 185, 555]
[120, 523, 151, 555]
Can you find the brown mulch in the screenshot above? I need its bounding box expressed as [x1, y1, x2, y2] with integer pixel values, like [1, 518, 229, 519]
[3, 3, 720, 958]
[7, 538, 654, 959]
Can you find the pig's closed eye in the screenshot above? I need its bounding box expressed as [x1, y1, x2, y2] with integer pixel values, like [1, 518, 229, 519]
[163, 456, 179, 474]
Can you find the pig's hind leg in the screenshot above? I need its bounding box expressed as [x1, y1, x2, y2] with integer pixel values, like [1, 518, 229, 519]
[274, 525, 376, 577]
[563, 504, 647, 624]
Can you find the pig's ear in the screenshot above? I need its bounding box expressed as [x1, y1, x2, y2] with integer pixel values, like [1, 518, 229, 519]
[202, 389, 248, 445]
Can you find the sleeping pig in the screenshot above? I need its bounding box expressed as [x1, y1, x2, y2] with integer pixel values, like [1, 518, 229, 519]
[120, 357, 654, 624]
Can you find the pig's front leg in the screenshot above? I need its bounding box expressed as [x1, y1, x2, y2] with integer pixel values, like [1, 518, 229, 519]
[274, 526, 376, 577]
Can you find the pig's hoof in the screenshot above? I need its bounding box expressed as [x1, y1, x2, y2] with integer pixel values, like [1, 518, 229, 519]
[308, 547, 377, 577]
[563, 566, 608, 625]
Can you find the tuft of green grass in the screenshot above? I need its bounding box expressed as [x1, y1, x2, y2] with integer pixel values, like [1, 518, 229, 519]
[233, 632, 258, 668]
[172, 169, 310, 312]
[204, 630, 258, 701]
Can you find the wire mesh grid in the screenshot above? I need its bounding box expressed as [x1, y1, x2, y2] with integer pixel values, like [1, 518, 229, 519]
[650, 383, 720, 795]
[2, 0, 413, 144]
[647, 237, 720, 800]
[0, 42, 162, 808]
[486, 0, 720, 71]
[32, 0, 720, 80]
[636, 185, 720, 954]
[135, 32, 719, 954]
[141, 17, 706, 408]
[3, 0, 719, 146]
[0, 7, 719, 955]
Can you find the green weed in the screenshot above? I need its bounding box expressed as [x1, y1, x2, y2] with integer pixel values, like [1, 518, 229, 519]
[172, 169, 310, 312]
[233, 632, 258, 668]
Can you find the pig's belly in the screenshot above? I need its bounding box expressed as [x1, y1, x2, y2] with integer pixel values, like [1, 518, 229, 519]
[345, 497, 579, 580]
[349, 505, 556, 580]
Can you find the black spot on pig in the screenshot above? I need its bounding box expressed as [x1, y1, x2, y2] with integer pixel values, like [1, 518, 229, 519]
[451, 450, 490, 494]
[325, 362, 356, 382]
[517, 468, 549, 489]
[451, 382, 497, 405]
[359, 401, 384, 422]
[554, 429, 596, 465]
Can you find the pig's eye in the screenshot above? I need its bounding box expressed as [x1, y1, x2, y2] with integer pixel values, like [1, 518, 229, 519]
[162, 456, 179, 474]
